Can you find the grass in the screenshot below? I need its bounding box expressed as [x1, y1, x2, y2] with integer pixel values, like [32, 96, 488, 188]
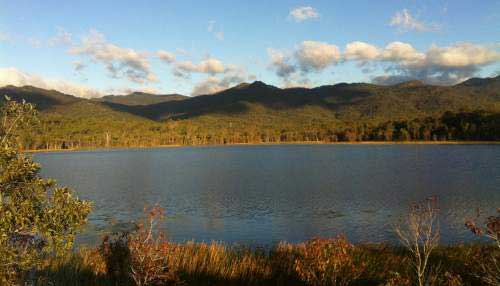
[31, 205, 499, 286]
[33, 240, 497, 286]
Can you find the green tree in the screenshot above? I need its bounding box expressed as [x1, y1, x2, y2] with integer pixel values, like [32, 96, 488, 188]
[0, 97, 92, 285]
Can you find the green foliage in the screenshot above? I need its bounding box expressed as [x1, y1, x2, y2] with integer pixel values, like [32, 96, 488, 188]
[2, 77, 500, 150]
[0, 97, 92, 285]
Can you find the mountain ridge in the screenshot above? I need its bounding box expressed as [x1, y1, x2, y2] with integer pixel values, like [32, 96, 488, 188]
[93, 92, 188, 106]
[1, 75, 499, 149]
[2, 76, 500, 122]
[3, 74, 499, 103]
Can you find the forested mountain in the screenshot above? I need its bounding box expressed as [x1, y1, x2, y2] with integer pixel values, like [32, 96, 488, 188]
[93, 92, 188, 106]
[131, 77, 500, 122]
[1, 75, 499, 149]
[0, 85, 81, 110]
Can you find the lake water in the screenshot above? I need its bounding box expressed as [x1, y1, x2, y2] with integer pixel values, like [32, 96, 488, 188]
[33, 144, 500, 245]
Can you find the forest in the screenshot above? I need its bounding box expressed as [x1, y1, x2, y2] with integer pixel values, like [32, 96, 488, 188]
[1, 75, 500, 150]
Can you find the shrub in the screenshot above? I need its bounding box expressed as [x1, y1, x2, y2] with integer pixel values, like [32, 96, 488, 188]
[396, 197, 440, 286]
[127, 205, 177, 286]
[0, 97, 92, 285]
[294, 235, 363, 286]
[465, 208, 500, 285]
[100, 232, 132, 285]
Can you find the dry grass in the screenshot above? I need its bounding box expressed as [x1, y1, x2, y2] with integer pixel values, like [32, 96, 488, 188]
[33, 240, 500, 286]
[32, 206, 500, 286]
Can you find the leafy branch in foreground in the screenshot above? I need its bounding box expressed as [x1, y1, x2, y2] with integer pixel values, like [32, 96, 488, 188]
[0, 96, 92, 285]
[465, 208, 500, 285]
[0, 96, 38, 145]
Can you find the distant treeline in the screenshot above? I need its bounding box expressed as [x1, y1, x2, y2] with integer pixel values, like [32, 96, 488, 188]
[17, 111, 500, 150]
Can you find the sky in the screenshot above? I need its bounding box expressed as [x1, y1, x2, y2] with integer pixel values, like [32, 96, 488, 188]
[0, 0, 499, 98]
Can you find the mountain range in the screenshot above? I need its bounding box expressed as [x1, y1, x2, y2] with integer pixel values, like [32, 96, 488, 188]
[1, 75, 499, 149]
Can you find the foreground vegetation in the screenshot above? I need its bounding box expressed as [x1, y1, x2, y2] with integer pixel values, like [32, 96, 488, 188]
[0, 97, 91, 285]
[35, 206, 500, 286]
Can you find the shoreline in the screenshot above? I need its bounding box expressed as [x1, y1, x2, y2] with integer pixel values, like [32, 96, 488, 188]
[24, 140, 500, 153]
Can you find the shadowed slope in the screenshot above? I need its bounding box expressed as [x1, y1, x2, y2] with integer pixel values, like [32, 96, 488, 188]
[132, 76, 500, 122]
[0, 85, 81, 110]
[93, 92, 188, 106]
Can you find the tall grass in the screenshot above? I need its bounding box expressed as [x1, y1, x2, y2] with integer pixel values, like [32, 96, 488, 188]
[33, 205, 499, 286]
[34, 240, 499, 286]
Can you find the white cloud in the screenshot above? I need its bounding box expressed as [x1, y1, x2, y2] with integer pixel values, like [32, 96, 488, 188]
[295, 41, 340, 72]
[174, 57, 226, 77]
[72, 60, 87, 72]
[208, 20, 224, 41]
[104, 86, 160, 95]
[425, 43, 500, 68]
[192, 65, 249, 95]
[390, 9, 440, 33]
[47, 27, 72, 46]
[157, 50, 176, 63]
[375, 42, 500, 85]
[267, 48, 296, 80]
[199, 58, 226, 74]
[267, 48, 317, 87]
[289, 6, 319, 22]
[267, 41, 340, 85]
[192, 76, 224, 95]
[0, 67, 102, 98]
[174, 61, 198, 75]
[0, 67, 164, 98]
[380, 41, 425, 63]
[69, 29, 157, 84]
[269, 40, 500, 86]
[283, 78, 312, 88]
[344, 41, 380, 61]
[0, 31, 10, 42]
[165, 53, 248, 95]
[25, 27, 72, 48]
[192, 74, 247, 96]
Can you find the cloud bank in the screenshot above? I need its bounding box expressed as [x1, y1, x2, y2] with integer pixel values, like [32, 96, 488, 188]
[268, 41, 500, 86]
[69, 29, 157, 84]
[295, 41, 340, 72]
[155, 49, 251, 95]
[0, 67, 167, 98]
[0, 67, 102, 98]
[191, 65, 251, 95]
[174, 58, 226, 76]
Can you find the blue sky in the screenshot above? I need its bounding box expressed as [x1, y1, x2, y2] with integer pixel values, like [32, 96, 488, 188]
[1, 0, 499, 97]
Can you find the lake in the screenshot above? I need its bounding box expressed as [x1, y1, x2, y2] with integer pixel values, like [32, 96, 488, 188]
[33, 144, 500, 245]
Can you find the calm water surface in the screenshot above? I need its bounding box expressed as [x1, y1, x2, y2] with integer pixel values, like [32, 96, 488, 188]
[33, 144, 500, 245]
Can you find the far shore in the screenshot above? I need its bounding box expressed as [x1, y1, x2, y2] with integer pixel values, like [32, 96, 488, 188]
[24, 140, 500, 154]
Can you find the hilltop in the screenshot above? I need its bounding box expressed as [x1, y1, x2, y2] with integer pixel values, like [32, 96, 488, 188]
[93, 92, 188, 106]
